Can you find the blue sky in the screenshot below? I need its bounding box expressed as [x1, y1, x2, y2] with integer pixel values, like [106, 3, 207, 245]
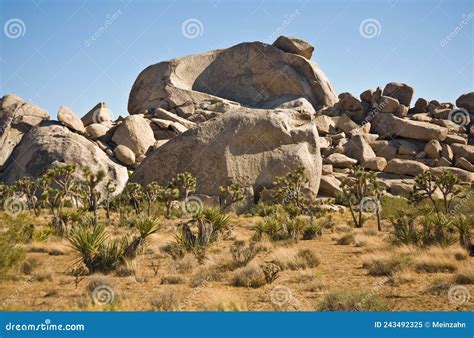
[1, 0, 472, 120]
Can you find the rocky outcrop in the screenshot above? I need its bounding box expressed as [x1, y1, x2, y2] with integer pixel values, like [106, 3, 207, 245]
[0, 95, 50, 169]
[130, 108, 322, 202]
[1, 122, 128, 195]
[57, 105, 85, 133]
[272, 36, 314, 59]
[128, 38, 337, 120]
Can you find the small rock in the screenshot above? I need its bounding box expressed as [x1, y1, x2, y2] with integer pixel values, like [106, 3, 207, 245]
[455, 157, 474, 172]
[57, 105, 85, 133]
[425, 140, 442, 159]
[360, 89, 374, 103]
[379, 96, 399, 114]
[82, 102, 112, 127]
[362, 157, 387, 171]
[382, 82, 414, 106]
[85, 123, 109, 139]
[339, 93, 362, 111]
[170, 122, 188, 134]
[456, 92, 474, 113]
[114, 145, 135, 166]
[272, 35, 314, 59]
[325, 153, 357, 169]
[384, 159, 429, 176]
[319, 175, 342, 197]
[344, 134, 376, 163]
[336, 114, 359, 134]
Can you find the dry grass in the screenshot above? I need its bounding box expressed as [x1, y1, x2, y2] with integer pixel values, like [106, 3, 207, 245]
[336, 233, 355, 245]
[388, 269, 416, 286]
[232, 263, 266, 288]
[150, 289, 181, 311]
[454, 264, 474, 284]
[319, 290, 389, 311]
[414, 255, 458, 273]
[271, 248, 320, 271]
[362, 253, 412, 276]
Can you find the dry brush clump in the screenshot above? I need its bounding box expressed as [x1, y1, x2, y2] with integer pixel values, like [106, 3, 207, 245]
[320, 290, 389, 311]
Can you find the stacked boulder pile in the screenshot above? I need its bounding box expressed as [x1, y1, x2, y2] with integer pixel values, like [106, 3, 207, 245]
[315, 83, 474, 197]
[0, 35, 472, 204]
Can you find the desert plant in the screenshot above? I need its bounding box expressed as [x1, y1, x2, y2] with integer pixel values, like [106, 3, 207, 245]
[196, 207, 231, 241]
[230, 240, 261, 267]
[259, 262, 281, 283]
[232, 263, 267, 288]
[320, 290, 389, 311]
[302, 220, 324, 240]
[122, 183, 144, 214]
[15, 177, 41, 216]
[103, 179, 117, 221]
[452, 215, 473, 255]
[68, 222, 108, 273]
[219, 181, 244, 212]
[143, 182, 161, 216]
[0, 215, 32, 278]
[158, 186, 179, 217]
[170, 172, 196, 199]
[272, 166, 309, 213]
[410, 171, 462, 215]
[78, 166, 105, 227]
[339, 166, 383, 229]
[123, 215, 160, 259]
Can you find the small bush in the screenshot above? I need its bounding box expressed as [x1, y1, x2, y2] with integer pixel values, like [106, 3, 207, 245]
[232, 263, 266, 288]
[150, 290, 180, 311]
[288, 249, 321, 270]
[362, 254, 412, 276]
[336, 233, 355, 245]
[320, 290, 389, 311]
[161, 275, 183, 285]
[454, 266, 474, 284]
[414, 256, 457, 273]
[230, 240, 262, 267]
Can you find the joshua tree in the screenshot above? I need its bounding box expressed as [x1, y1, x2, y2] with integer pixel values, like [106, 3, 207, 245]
[219, 181, 245, 212]
[158, 186, 179, 217]
[15, 177, 41, 216]
[143, 181, 161, 216]
[78, 166, 106, 227]
[272, 166, 309, 212]
[340, 166, 383, 229]
[171, 172, 196, 200]
[123, 183, 144, 214]
[103, 179, 117, 221]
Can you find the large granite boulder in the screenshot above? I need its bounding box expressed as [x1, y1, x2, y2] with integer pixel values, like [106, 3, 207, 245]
[128, 39, 337, 120]
[1, 122, 128, 195]
[371, 113, 447, 141]
[0, 95, 50, 169]
[57, 105, 85, 133]
[456, 92, 474, 113]
[130, 108, 322, 202]
[82, 102, 112, 127]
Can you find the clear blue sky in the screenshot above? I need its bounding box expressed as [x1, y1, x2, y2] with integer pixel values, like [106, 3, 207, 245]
[1, 0, 472, 120]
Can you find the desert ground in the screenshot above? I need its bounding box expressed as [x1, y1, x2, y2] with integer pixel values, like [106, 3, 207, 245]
[1, 197, 472, 312]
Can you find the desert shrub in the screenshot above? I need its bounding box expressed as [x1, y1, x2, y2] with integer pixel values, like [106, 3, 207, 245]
[272, 248, 320, 271]
[170, 172, 196, 200]
[20, 257, 40, 275]
[150, 290, 181, 311]
[320, 290, 389, 311]
[452, 215, 473, 254]
[197, 207, 231, 240]
[454, 265, 474, 284]
[0, 215, 33, 278]
[254, 212, 311, 242]
[69, 216, 159, 274]
[259, 262, 281, 283]
[190, 266, 222, 288]
[362, 254, 411, 276]
[336, 233, 355, 245]
[302, 221, 324, 240]
[380, 196, 416, 220]
[230, 240, 262, 267]
[248, 203, 286, 217]
[161, 275, 184, 285]
[425, 277, 451, 295]
[232, 263, 267, 288]
[387, 269, 415, 286]
[414, 258, 457, 273]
